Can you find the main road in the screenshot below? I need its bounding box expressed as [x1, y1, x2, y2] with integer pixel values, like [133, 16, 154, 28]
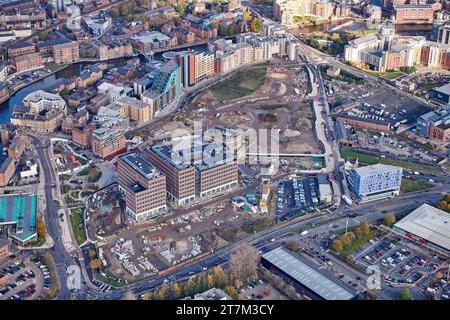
[92, 183, 448, 300]
[31, 136, 86, 300]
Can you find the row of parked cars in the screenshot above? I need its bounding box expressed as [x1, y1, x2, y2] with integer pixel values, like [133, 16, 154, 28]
[31, 257, 52, 292]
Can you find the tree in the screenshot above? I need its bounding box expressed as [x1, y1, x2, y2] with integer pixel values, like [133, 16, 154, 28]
[338, 234, 351, 248]
[110, 7, 121, 18]
[37, 216, 47, 238]
[39, 31, 48, 41]
[229, 244, 260, 283]
[332, 239, 343, 252]
[89, 259, 102, 270]
[346, 231, 356, 242]
[383, 213, 396, 228]
[330, 32, 341, 42]
[172, 282, 181, 299]
[227, 24, 237, 36]
[398, 288, 412, 300]
[250, 18, 262, 33]
[224, 286, 238, 299]
[211, 266, 226, 288]
[122, 290, 136, 300]
[176, 3, 186, 16]
[360, 221, 371, 237]
[218, 24, 228, 37]
[182, 279, 195, 297]
[242, 7, 252, 21]
[120, 4, 129, 16]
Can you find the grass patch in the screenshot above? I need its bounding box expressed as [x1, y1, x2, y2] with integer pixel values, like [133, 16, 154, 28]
[340, 149, 444, 176]
[94, 270, 126, 287]
[36, 253, 59, 300]
[340, 149, 379, 165]
[380, 158, 444, 176]
[87, 166, 102, 183]
[242, 218, 273, 234]
[368, 70, 403, 80]
[70, 208, 86, 245]
[210, 66, 268, 100]
[401, 178, 434, 193]
[259, 104, 290, 111]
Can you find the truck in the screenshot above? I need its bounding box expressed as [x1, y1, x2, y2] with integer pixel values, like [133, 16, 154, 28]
[342, 195, 353, 206]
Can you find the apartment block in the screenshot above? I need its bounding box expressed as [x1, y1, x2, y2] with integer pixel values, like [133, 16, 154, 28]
[7, 41, 35, 58]
[12, 52, 43, 73]
[394, 4, 438, 24]
[53, 41, 79, 64]
[348, 164, 402, 202]
[72, 125, 95, 149]
[91, 127, 126, 159]
[118, 153, 167, 221]
[0, 157, 15, 187]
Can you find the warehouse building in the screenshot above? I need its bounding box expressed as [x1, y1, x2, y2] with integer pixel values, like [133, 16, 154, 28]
[393, 204, 450, 255]
[261, 247, 357, 300]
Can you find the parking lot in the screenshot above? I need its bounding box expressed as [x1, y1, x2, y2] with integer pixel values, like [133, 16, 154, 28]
[353, 235, 447, 288]
[239, 280, 287, 300]
[276, 176, 320, 221]
[0, 257, 44, 300]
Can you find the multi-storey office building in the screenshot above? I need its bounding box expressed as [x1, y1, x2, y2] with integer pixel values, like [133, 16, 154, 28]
[117, 153, 166, 221]
[348, 164, 403, 202]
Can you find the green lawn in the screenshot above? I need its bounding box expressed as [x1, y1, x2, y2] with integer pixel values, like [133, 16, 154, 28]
[70, 208, 86, 245]
[380, 158, 444, 176]
[401, 178, 434, 193]
[340, 149, 445, 176]
[94, 270, 126, 287]
[340, 149, 379, 165]
[210, 66, 268, 101]
[368, 71, 403, 80]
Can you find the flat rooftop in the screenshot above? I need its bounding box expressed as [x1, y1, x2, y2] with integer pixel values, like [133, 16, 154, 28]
[352, 163, 402, 177]
[119, 153, 161, 180]
[262, 247, 356, 300]
[0, 194, 37, 243]
[394, 204, 450, 252]
[431, 83, 450, 96]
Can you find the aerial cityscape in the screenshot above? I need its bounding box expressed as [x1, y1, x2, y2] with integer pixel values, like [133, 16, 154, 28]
[0, 0, 450, 305]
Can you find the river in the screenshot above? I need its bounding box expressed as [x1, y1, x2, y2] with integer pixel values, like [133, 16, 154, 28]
[293, 19, 434, 36]
[0, 43, 208, 128]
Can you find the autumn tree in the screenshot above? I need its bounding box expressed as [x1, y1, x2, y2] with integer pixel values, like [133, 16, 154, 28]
[224, 286, 238, 299]
[242, 7, 252, 21]
[211, 266, 227, 288]
[332, 239, 343, 252]
[110, 7, 121, 18]
[330, 32, 341, 42]
[338, 234, 351, 248]
[120, 4, 129, 16]
[89, 259, 102, 270]
[346, 231, 356, 242]
[250, 18, 262, 33]
[360, 221, 371, 237]
[172, 282, 181, 299]
[383, 213, 396, 228]
[37, 216, 47, 238]
[229, 244, 260, 283]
